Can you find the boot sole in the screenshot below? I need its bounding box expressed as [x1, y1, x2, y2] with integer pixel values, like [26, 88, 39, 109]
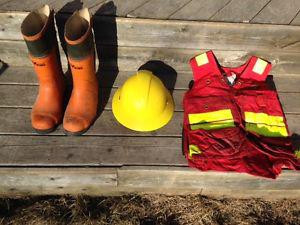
[63, 126, 90, 136]
[63, 117, 97, 136]
[34, 126, 57, 134]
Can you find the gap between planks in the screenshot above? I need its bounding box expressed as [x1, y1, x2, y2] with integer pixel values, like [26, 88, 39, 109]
[0, 86, 299, 114]
[0, 109, 299, 136]
[1, 67, 300, 91]
[2, 12, 300, 52]
[2, 41, 300, 76]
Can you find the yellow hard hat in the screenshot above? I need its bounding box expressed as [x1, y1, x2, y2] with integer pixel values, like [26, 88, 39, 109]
[112, 70, 174, 131]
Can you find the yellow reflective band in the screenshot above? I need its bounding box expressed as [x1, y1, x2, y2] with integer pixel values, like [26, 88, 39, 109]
[189, 109, 235, 131]
[189, 109, 233, 124]
[245, 112, 288, 137]
[245, 112, 285, 127]
[245, 123, 288, 137]
[189, 144, 201, 159]
[294, 149, 300, 159]
[190, 120, 235, 131]
[195, 53, 209, 66]
[253, 58, 267, 75]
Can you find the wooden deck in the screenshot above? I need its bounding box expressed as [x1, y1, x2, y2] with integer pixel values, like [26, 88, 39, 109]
[0, 1, 300, 198]
[1, 0, 300, 25]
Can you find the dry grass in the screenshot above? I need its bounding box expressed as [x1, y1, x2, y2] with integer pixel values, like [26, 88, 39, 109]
[0, 195, 299, 225]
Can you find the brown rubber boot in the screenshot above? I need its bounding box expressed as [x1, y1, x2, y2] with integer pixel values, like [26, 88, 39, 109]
[21, 5, 65, 134]
[63, 8, 98, 135]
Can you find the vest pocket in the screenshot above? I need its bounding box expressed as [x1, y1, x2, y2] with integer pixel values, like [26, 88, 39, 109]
[188, 109, 235, 131]
[244, 112, 288, 137]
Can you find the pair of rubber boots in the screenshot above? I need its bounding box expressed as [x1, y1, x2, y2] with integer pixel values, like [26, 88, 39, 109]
[21, 5, 98, 135]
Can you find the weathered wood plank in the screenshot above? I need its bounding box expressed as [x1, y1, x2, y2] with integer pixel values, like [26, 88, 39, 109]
[290, 11, 300, 25]
[1, 40, 300, 75]
[0, 0, 145, 15]
[0, 136, 186, 166]
[0, 135, 299, 167]
[118, 166, 300, 199]
[0, 167, 299, 198]
[0, 85, 299, 114]
[3, 13, 300, 52]
[0, 66, 291, 90]
[0, 0, 75, 12]
[169, 0, 230, 21]
[0, 0, 11, 6]
[211, 0, 270, 23]
[0, 86, 183, 111]
[1, 0, 300, 27]
[0, 0, 107, 13]
[1, 67, 299, 92]
[0, 108, 182, 136]
[251, 0, 300, 24]
[0, 108, 299, 136]
[90, 0, 150, 17]
[130, 0, 191, 19]
[55, 0, 107, 14]
[0, 167, 118, 197]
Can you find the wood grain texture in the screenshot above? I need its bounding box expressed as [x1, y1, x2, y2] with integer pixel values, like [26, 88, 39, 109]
[90, 0, 150, 16]
[0, 0, 75, 12]
[0, 167, 118, 196]
[0, 167, 299, 198]
[0, 108, 299, 136]
[1, 67, 299, 92]
[3, 13, 300, 52]
[0, 134, 298, 167]
[211, 0, 270, 23]
[0, 0, 143, 14]
[0, 0, 11, 6]
[0, 0, 300, 26]
[0, 108, 182, 136]
[56, 0, 106, 14]
[130, 0, 192, 19]
[290, 11, 300, 25]
[0, 0, 107, 13]
[118, 166, 300, 199]
[0, 136, 186, 166]
[2, 41, 300, 75]
[0, 85, 299, 114]
[169, 0, 230, 20]
[0, 86, 182, 111]
[251, 0, 300, 24]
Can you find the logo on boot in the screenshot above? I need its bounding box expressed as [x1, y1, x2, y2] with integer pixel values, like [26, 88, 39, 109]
[32, 61, 45, 67]
[70, 64, 83, 70]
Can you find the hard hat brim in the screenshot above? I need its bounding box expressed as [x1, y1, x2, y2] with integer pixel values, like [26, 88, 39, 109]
[112, 88, 174, 132]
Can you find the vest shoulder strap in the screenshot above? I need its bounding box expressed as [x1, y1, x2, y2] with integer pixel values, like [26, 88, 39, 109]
[240, 56, 272, 82]
[190, 51, 220, 81]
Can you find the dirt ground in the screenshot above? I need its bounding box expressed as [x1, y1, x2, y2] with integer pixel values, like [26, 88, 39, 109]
[0, 194, 299, 225]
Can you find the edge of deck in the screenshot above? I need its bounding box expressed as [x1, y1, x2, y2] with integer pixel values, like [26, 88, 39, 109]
[1, 166, 299, 199]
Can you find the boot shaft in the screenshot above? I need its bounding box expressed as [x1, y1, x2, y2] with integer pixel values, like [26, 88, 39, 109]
[64, 8, 95, 62]
[21, 5, 58, 59]
[21, 5, 64, 85]
[64, 8, 96, 85]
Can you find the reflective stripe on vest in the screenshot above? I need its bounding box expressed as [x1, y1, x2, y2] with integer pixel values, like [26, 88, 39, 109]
[188, 109, 235, 131]
[295, 149, 300, 159]
[244, 112, 288, 137]
[189, 144, 201, 159]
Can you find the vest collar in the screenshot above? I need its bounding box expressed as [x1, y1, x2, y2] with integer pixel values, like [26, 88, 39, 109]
[190, 50, 272, 83]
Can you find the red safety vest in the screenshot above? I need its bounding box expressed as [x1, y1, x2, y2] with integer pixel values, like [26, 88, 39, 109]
[183, 50, 300, 178]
